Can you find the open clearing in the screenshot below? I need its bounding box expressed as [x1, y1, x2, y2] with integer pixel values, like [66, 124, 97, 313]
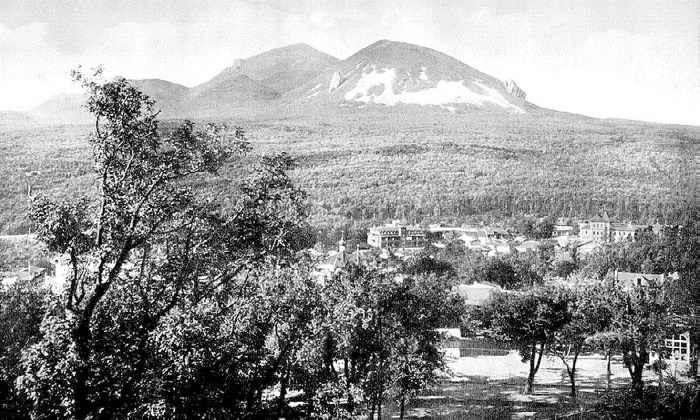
[392, 351, 664, 419]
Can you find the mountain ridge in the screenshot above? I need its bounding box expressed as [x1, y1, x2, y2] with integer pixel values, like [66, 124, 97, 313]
[7, 40, 542, 125]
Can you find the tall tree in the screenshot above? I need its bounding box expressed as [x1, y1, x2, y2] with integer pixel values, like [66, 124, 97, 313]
[17, 71, 308, 419]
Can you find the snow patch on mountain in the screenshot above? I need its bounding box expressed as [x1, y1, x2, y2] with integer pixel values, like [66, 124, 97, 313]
[419, 67, 428, 81]
[343, 67, 523, 112]
[308, 83, 323, 93]
[329, 72, 343, 92]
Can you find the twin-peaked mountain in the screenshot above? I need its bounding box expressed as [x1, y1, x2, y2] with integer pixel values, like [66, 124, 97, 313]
[21, 40, 533, 124]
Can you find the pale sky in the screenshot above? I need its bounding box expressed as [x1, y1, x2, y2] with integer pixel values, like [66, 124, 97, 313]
[1, 0, 699, 125]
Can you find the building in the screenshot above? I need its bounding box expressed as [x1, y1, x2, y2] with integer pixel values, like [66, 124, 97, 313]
[514, 240, 540, 253]
[553, 217, 576, 237]
[579, 212, 613, 242]
[316, 236, 364, 279]
[614, 271, 666, 289]
[579, 212, 648, 243]
[367, 222, 427, 250]
[453, 282, 502, 306]
[610, 222, 647, 242]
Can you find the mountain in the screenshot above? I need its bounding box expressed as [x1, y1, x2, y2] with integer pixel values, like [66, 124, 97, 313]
[27, 93, 92, 125]
[291, 40, 530, 113]
[17, 40, 533, 124]
[128, 79, 189, 119]
[180, 43, 338, 116]
[27, 79, 189, 124]
[183, 75, 280, 117]
[202, 43, 339, 94]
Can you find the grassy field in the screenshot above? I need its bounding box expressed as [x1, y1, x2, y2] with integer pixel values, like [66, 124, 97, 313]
[0, 105, 698, 237]
[387, 351, 656, 419]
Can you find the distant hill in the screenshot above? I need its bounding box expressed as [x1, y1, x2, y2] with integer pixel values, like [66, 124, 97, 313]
[289, 40, 531, 113]
[128, 79, 189, 119]
[183, 75, 281, 117]
[21, 43, 339, 123]
[27, 93, 92, 125]
[202, 43, 339, 94]
[0, 111, 38, 128]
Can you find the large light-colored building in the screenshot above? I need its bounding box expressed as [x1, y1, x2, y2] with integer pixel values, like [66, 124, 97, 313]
[579, 212, 648, 243]
[367, 222, 427, 249]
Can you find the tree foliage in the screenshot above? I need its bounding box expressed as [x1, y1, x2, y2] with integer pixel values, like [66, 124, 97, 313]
[485, 286, 571, 394]
[17, 71, 309, 419]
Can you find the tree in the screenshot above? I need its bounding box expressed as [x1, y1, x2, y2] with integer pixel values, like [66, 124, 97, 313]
[324, 264, 462, 419]
[611, 279, 674, 394]
[548, 279, 614, 397]
[468, 256, 520, 289]
[486, 286, 571, 394]
[18, 71, 308, 419]
[0, 278, 49, 420]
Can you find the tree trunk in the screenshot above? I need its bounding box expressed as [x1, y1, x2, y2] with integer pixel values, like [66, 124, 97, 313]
[399, 398, 406, 420]
[631, 353, 647, 395]
[277, 367, 288, 418]
[72, 318, 93, 420]
[525, 343, 537, 394]
[377, 398, 382, 420]
[245, 369, 259, 412]
[525, 342, 545, 395]
[567, 348, 580, 398]
[606, 350, 612, 391]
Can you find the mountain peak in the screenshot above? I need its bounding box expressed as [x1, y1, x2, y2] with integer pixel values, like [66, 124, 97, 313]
[295, 39, 529, 114]
[198, 42, 339, 95]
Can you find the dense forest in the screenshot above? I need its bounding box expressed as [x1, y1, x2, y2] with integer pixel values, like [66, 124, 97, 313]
[0, 103, 697, 241]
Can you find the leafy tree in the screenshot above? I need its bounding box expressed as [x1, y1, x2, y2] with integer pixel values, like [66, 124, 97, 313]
[468, 256, 519, 289]
[400, 249, 456, 279]
[0, 278, 49, 420]
[548, 279, 614, 397]
[325, 265, 462, 419]
[486, 286, 571, 394]
[17, 71, 308, 419]
[514, 216, 554, 239]
[611, 279, 674, 394]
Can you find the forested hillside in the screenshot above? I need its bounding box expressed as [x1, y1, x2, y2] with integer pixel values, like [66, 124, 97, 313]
[0, 105, 697, 239]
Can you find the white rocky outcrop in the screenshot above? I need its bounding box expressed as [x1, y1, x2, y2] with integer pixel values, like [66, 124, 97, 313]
[504, 79, 526, 99]
[328, 71, 343, 92]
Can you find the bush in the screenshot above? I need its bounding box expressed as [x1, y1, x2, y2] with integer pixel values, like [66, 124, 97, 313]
[594, 382, 700, 419]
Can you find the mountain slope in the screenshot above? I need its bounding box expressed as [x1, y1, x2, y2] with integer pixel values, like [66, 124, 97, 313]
[291, 40, 530, 113]
[128, 79, 189, 118]
[28, 93, 92, 125]
[201, 43, 339, 94]
[183, 75, 280, 117]
[28, 79, 189, 124]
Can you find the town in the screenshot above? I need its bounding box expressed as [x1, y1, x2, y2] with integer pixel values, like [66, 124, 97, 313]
[2, 208, 696, 419]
